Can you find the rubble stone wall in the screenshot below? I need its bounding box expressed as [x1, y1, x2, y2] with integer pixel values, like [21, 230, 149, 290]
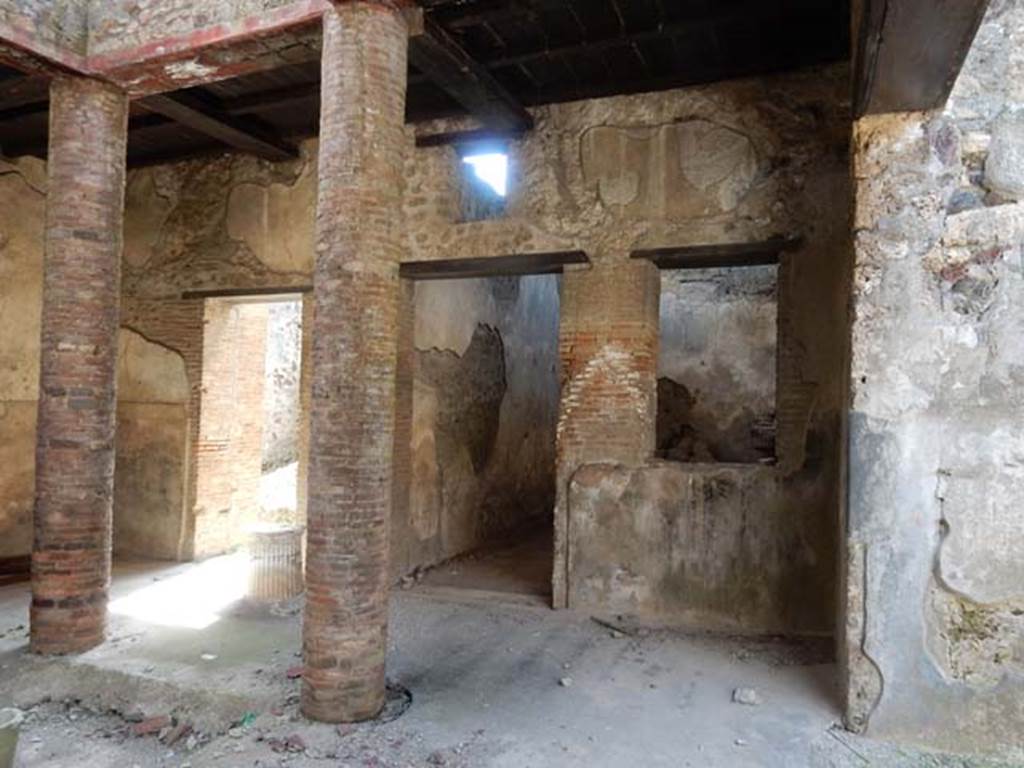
[844, 1, 1024, 756]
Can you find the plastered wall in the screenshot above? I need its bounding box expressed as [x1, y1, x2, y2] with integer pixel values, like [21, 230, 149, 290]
[0, 156, 46, 560]
[392, 274, 560, 577]
[844, 0, 1024, 756]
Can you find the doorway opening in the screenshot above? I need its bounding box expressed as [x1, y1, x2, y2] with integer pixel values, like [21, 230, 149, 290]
[397, 271, 561, 602]
[192, 293, 306, 559]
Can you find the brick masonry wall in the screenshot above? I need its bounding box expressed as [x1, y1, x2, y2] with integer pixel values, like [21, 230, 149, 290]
[231, 303, 269, 539]
[193, 299, 268, 559]
[31, 76, 128, 655]
[301, 1, 409, 724]
[553, 259, 660, 608]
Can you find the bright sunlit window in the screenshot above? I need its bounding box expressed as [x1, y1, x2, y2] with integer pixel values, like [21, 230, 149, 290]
[462, 152, 508, 197]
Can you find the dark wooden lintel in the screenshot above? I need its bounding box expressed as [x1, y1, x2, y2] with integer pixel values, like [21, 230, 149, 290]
[401, 251, 588, 281]
[853, 0, 991, 117]
[631, 237, 801, 270]
[181, 286, 311, 300]
[415, 127, 526, 148]
[138, 92, 298, 162]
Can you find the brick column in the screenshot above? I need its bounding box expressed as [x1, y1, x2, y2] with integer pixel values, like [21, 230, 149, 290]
[302, 1, 409, 723]
[31, 77, 128, 655]
[552, 259, 660, 609]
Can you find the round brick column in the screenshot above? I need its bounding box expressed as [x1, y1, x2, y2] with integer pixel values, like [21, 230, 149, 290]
[301, 1, 409, 723]
[31, 77, 129, 655]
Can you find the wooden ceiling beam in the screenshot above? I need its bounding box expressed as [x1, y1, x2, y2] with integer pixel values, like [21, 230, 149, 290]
[222, 82, 321, 115]
[853, 0, 991, 116]
[408, 18, 534, 132]
[137, 92, 298, 162]
[484, 5, 784, 70]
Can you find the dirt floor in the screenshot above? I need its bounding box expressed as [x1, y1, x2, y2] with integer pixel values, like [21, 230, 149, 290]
[412, 528, 552, 602]
[0, 557, 1018, 768]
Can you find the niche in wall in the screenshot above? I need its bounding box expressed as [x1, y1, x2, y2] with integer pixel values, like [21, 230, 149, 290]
[657, 264, 778, 464]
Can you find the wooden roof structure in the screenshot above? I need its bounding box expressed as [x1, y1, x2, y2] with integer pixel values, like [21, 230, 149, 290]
[6, 0, 979, 168]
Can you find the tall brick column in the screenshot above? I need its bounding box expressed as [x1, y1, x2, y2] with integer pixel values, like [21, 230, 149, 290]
[552, 259, 660, 609]
[31, 77, 128, 655]
[302, 1, 409, 723]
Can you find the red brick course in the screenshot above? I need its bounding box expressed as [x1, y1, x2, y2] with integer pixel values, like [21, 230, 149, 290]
[552, 260, 660, 609]
[31, 76, 128, 655]
[194, 300, 268, 557]
[301, 1, 409, 723]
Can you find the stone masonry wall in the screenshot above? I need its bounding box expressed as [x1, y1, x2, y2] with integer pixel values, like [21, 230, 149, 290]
[1, 65, 850, 638]
[402, 66, 849, 629]
[262, 300, 302, 472]
[844, 1, 1024, 756]
[86, 0, 303, 55]
[0, 0, 88, 55]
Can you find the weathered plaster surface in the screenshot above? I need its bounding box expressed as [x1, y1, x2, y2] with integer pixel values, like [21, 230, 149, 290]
[114, 329, 189, 560]
[86, 0, 306, 55]
[0, 0, 88, 55]
[845, 1, 1024, 755]
[568, 462, 825, 633]
[122, 149, 312, 298]
[0, 156, 45, 559]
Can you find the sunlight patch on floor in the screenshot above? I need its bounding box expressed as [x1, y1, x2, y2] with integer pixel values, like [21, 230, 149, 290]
[109, 553, 250, 630]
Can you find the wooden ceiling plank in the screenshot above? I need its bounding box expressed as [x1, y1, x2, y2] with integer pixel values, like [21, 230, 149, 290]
[414, 126, 527, 148]
[0, 74, 49, 111]
[137, 92, 298, 162]
[222, 82, 320, 115]
[408, 18, 534, 131]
